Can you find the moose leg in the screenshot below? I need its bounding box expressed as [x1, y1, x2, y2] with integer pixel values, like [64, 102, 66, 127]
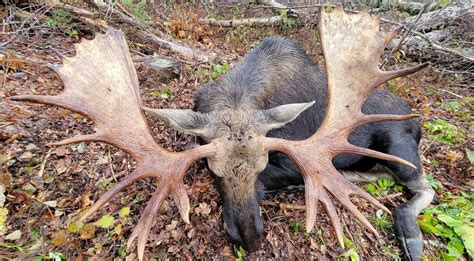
[382, 139, 434, 261]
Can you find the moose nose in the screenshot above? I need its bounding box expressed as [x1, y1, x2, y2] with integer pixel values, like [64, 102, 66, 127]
[224, 213, 264, 252]
[222, 197, 264, 252]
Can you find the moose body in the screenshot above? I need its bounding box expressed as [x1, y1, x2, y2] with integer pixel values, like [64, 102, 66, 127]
[190, 37, 433, 259]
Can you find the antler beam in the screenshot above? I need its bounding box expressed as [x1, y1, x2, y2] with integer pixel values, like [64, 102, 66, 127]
[263, 6, 427, 248]
[9, 28, 216, 260]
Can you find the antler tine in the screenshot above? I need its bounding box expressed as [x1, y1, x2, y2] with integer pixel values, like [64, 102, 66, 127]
[129, 181, 171, 260]
[263, 7, 427, 251]
[320, 189, 344, 247]
[9, 27, 217, 259]
[383, 26, 403, 45]
[303, 176, 321, 232]
[9, 94, 80, 112]
[79, 166, 152, 222]
[380, 63, 429, 84]
[337, 143, 417, 169]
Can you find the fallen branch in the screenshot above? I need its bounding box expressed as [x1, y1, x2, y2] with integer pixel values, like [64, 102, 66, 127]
[399, 30, 474, 63]
[344, 8, 474, 65]
[257, 0, 300, 15]
[403, 2, 474, 32]
[198, 16, 282, 27]
[55, 2, 214, 63]
[379, 16, 474, 63]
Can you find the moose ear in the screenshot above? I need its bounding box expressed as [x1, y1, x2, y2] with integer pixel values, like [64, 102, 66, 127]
[263, 101, 315, 130]
[142, 107, 211, 137]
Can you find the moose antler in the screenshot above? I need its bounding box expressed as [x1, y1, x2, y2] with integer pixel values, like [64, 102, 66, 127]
[263, 7, 427, 247]
[9, 28, 216, 260]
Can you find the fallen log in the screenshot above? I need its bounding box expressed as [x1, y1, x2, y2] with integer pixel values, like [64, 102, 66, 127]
[198, 16, 282, 27]
[403, 2, 473, 32]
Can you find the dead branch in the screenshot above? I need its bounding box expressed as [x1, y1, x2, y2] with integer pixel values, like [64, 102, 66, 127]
[344, 7, 474, 67]
[54, 2, 214, 63]
[257, 0, 300, 15]
[198, 16, 282, 27]
[379, 14, 474, 63]
[403, 2, 474, 32]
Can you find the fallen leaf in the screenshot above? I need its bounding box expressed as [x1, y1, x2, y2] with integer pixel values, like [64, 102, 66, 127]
[51, 230, 67, 246]
[53, 147, 68, 157]
[68, 221, 84, 233]
[119, 207, 131, 218]
[55, 159, 68, 174]
[80, 223, 96, 239]
[114, 224, 122, 235]
[195, 202, 211, 216]
[97, 214, 115, 229]
[6, 230, 22, 241]
[0, 207, 8, 231]
[43, 200, 58, 208]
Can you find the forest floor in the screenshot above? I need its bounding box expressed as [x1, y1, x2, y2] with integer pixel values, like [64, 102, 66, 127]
[0, 2, 472, 260]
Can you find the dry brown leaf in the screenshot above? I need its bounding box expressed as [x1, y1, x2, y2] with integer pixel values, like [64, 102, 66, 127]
[51, 230, 67, 246]
[80, 223, 96, 239]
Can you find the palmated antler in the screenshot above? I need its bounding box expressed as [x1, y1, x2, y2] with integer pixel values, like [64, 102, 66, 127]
[263, 7, 427, 247]
[9, 28, 215, 260]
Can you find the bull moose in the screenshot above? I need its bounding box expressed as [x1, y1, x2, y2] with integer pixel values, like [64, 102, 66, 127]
[10, 7, 433, 261]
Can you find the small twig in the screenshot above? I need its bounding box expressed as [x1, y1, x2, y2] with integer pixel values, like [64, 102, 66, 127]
[260, 200, 306, 210]
[198, 16, 282, 27]
[439, 89, 464, 99]
[376, 193, 403, 201]
[108, 149, 117, 182]
[38, 148, 53, 177]
[0, 6, 52, 48]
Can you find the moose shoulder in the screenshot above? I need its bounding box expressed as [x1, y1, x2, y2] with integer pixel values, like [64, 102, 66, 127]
[145, 36, 433, 260]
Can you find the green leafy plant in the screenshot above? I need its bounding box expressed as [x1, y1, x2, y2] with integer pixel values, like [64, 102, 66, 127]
[324, 2, 334, 12]
[43, 9, 72, 28]
[65, 28, 79, 39]
[418, 192, 473, 259]
[97, 214, 115, 229]
[289, 220, 301, 236]
[371, 210, 393, 230]
[210, 62, 229, 80]
[423, 119, 464, 145]
[160, 88, 177, 99]
[120, 0, 150, 23]
[436, 0, 451, 8]
[426, 172, 442, 190]
[235, 246, 246, 261]
[365, 177, 402, 196]
[279, 10, 298, 31]
[340, 236, 360, 261]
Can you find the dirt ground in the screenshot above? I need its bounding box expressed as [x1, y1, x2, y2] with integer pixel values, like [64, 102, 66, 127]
[0, 2, 472, 260]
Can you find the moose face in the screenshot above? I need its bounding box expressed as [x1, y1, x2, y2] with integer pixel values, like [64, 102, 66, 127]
[143, 101, 313, 251]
